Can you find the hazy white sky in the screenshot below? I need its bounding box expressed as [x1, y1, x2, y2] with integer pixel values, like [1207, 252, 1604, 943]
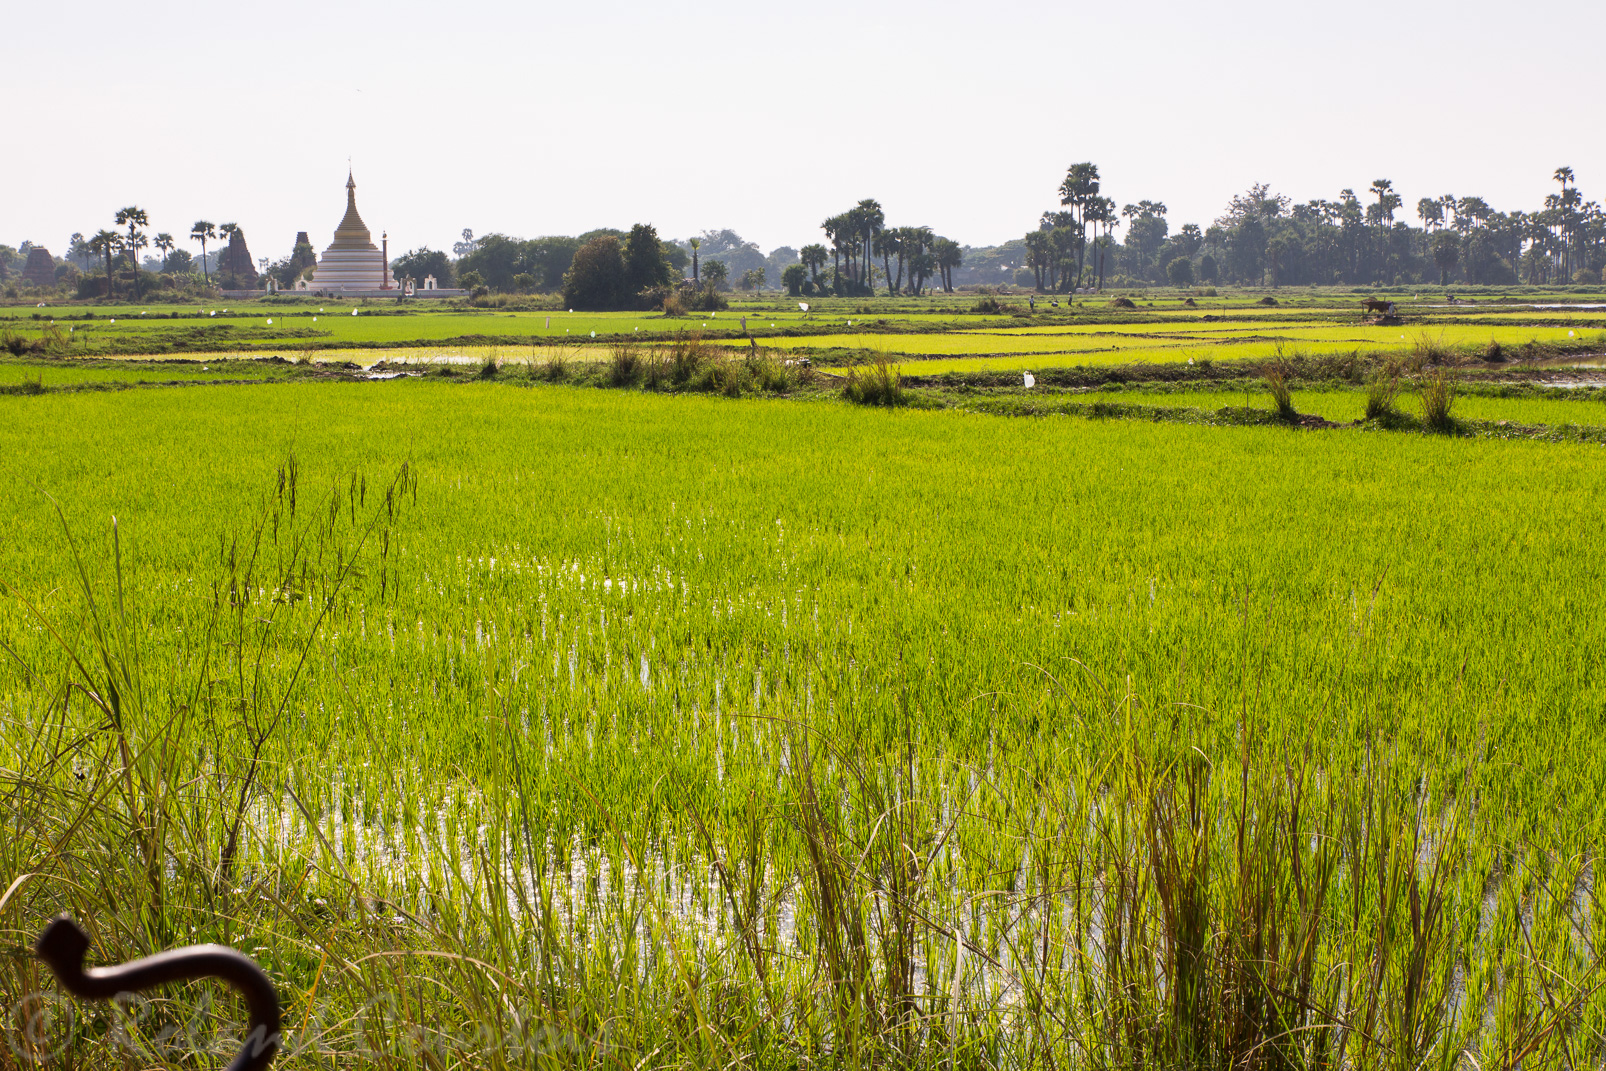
[7, 0, 1603, 262]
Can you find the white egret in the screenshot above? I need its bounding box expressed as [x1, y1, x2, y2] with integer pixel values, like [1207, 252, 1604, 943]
[1023, 372, 1035, 388]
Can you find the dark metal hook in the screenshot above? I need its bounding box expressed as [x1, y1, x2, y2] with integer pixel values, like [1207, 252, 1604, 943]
[34, 916, 281, 1071]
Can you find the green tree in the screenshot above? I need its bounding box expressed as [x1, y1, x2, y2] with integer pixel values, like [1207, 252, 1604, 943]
[873, 229, 901, 295]
[1198, 253, 1218, 283]
[1058, 162, 1100, 289]
[523, 237, 583, 291]
[455, 234, 526, 291]
[855, 199, 884, 293]
[688, 236, 700, 286]
[154, 232, 175, 269]
[781, 263, 807, 296]
[934, 238, 962, 293]
[89, 230, 121, 296]
[115, 206, 148, 297]
[190, 221, 215, 284]
[1174, 223, 1203, 258]
[1166, 256, 1194, 288]
[561, 236, 628, 309]
[701, 259, 729, 291]
[1431, 231, 1460, 285]
[391, 248, 453, 289]
[661, 241, 689, 276]
[821, 214, 849, 292]
[737, 267, 766, 291]
[799, 244, 828, 288]
[1123, 203, 1169, 281]
[623, 223, 674, 295]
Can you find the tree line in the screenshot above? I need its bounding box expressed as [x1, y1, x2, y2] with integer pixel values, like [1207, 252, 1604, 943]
[9, 166, 1604, 303]
[1017, 164, 1606, 291]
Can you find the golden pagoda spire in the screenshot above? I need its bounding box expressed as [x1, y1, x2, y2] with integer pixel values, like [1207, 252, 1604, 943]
[334, 168, 370, 241]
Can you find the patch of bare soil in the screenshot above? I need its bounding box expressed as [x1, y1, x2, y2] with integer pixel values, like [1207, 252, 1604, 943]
[1294, 413, 1349, 429]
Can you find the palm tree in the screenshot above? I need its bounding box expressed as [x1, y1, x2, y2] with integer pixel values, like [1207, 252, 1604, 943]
[821, 215, 846, 293]
[855, 199, 884, 293]
[1554, 166, 1575, 191]
[873, 229, 901, 296]
[154, 232, 175, 271]
[934, 238, 962, 293]
[115, 206, 148, 298]
[799, 244, 828, 288]
[1058, 162, 1100, 289]
[191, 221, 216, 283]
[688, 237, 701, 286]
[89, 230, 121, 297]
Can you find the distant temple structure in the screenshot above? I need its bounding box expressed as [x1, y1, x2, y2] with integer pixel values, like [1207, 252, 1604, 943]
[290, 168, 461, 297]
[306, 171, 390, 291]
[22, 247, 56, 288]
[218, 229, 258, 286]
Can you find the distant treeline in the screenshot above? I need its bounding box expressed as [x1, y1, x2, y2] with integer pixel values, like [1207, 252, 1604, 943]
[999, 165, 1605, 293]
[7, 165, 1602, 301]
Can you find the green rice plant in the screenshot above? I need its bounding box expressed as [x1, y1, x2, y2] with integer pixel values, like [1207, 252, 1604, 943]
[4, 383, 1606, 1067]
[842, 352, 904, 406]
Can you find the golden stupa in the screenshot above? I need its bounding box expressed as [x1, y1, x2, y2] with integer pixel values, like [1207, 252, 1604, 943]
[307, 171, 388, 290]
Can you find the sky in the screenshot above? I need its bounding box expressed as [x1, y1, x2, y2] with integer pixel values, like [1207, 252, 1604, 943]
[7, 0, 1604, 263]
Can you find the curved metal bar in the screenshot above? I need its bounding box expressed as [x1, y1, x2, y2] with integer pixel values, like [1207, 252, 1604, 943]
[35, 915, 281, 1071]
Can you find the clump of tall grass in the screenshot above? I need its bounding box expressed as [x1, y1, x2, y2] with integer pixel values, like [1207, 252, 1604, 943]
[744, 348, 808, 393]
[1365, 356, 1403, 418]
[541, 349, 569, 381]
[608, 344, 642, 386]
[1408, 329, 1453, 371]
[1262, 346, 1296, 419]
[1420, 365, 1458, 431]
[842, 352, 904, 406]
[670, 333, 707, 384]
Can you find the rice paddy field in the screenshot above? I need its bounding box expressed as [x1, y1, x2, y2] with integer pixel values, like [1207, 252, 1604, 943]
[3, 286, 1606, 1069]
